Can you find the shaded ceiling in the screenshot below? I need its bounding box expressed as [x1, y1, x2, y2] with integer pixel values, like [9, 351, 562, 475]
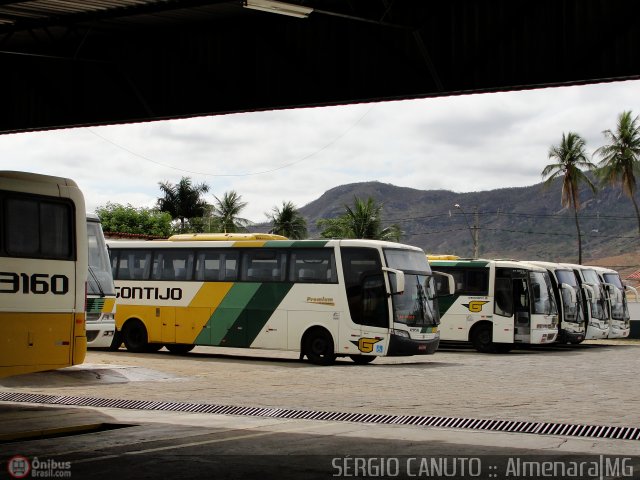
[1, 0, 640, 134]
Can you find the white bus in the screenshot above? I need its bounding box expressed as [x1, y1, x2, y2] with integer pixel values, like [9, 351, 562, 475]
[108, 236, 446, 365]
[591, 266, 630, 339]
[86, 214, 116, 348]
[429, 258, 558, 353]
[0, 171, 87, 377]
[528, 261, 586, 344]
[563, 264, 610, 340]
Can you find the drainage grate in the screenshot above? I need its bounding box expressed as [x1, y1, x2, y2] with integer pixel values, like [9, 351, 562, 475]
[1, 391, 638, 441]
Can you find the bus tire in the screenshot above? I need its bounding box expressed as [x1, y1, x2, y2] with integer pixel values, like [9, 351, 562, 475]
[166, 344, 195, 355]
[304, 329, 336, 366]
[122, 320, 150, 353]
[470, 323, 495, 353]
[493, 343, 513, 353]
[108, 330, 123, 351]
[349, 355, 375, 364]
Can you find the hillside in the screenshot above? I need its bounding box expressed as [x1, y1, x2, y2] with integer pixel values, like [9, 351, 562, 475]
[292, 179, 640, 277]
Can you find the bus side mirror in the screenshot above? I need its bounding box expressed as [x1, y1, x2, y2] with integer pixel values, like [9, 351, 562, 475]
[560, 283, 577, 303]
[382, 267, 405, 295]
[624, 285, 639, 302]
[582, 283, 598, 300]
[432, 271, 455, 296]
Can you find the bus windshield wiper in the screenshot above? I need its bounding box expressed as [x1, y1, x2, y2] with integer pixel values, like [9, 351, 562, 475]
[88, 265, 105, 298]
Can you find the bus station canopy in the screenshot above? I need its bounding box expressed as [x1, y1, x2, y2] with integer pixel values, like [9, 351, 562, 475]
[2, 0, 640, 134]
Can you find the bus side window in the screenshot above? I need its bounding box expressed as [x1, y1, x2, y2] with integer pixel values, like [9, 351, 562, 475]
[290, 249, 336, 283]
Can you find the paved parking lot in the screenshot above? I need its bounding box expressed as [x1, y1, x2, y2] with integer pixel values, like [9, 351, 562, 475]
[1, 341, 639, 479]
[2, 341, 639, 428]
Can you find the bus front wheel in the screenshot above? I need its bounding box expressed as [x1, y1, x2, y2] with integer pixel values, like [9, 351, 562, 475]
[122, 320, 150, 353]
[350, 355, 375, 365]
[470, 323, 495, 353]
[304, 329, 336, 366]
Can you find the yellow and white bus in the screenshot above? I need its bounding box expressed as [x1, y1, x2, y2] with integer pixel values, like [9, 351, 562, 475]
[0, 171, 87, 378]
[109, 236, 445, 365]
[86, 214, 116, 348]
[429, 258, 559, 353]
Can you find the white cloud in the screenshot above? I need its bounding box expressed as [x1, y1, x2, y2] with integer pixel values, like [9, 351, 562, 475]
[1, 79, 639, 222]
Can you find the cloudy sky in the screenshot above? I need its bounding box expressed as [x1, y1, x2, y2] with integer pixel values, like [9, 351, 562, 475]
[1, 79, 639, 223]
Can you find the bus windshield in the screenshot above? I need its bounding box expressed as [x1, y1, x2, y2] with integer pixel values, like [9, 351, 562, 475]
[555, 270, 582, 323]
[582, 269, 607, 320]
[391, 274, 439, 327]
[384, 249, 438, 327]
[603, 272, 628, 321]
[87, 220, 115, 297]
[529, 271, 558, 315]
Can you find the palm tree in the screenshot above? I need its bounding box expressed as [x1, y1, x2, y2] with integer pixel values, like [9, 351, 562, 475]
[541, 132, 596, 264]
[157, 177, 210, 231]
[594, 110, 640, 235]
[318, 196, 401, 241]
[211, 190, 251, 233]
[267, 201, 308, 239]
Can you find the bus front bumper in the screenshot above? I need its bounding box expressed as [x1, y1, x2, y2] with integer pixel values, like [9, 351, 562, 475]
[559, 329, 585, 344]
[86, 320, 116, 348]
[608, 323, 630, 339]
[387, 334, 440, 356]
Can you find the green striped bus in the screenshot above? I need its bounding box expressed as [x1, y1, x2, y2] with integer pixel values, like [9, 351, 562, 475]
[108, 235, 445, 365]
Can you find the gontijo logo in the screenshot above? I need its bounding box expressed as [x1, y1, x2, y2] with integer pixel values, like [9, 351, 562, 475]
[351, 337, 382, 353]
[462, 300, 489, 313]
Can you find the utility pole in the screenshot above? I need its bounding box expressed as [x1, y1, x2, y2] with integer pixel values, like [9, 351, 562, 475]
[454, 204, 479, 259]
[473, 207, 479, 259]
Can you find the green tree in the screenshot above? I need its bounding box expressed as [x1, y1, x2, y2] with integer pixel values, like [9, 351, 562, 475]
[211, 190, 251, 233]
[157, 177, 210, 231]
[594, 110, 640, 235]
[266, 201, 308, 239]
[317, 196, 401, 241]
[541, 132, 596, 264]
[95, 202, 172, 237]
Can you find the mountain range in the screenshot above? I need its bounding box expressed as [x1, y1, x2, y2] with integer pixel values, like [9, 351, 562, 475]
[287, 179, 639, 275]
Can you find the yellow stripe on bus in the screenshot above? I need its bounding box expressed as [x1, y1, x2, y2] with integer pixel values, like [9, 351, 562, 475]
[189, 282, 234, 309]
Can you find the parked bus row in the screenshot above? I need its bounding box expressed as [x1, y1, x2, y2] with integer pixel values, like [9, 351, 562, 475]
[2, 171, 633, 376]
[429, 256, 636, 353]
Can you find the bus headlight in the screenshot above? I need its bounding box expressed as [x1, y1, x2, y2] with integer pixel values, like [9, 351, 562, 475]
[391, 329, 410, 338]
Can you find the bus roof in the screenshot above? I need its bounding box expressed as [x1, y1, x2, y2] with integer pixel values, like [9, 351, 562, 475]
[429, 258, 548, 272]
[168, 233, 288, 241]
[108, 238, 425, 251]
[427, 254, 460, 260]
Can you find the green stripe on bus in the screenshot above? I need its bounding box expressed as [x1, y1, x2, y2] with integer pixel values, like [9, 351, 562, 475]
[197, 283, 261, 345]
[198, 283, 295, 348]
[437, 294, 460, 316]
[223, 283, 294, 348]
[261, 240, 329, 248]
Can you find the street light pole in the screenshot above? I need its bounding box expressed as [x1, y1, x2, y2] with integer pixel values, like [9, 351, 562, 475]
[454, 204, 479, 258]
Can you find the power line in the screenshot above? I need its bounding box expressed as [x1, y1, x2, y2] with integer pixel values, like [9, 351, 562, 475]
[86, 105, 375, 177]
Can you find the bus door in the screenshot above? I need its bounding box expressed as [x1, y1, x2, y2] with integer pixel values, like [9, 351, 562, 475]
[341, 248, 390, 356]
[492, 269, 520, 343]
